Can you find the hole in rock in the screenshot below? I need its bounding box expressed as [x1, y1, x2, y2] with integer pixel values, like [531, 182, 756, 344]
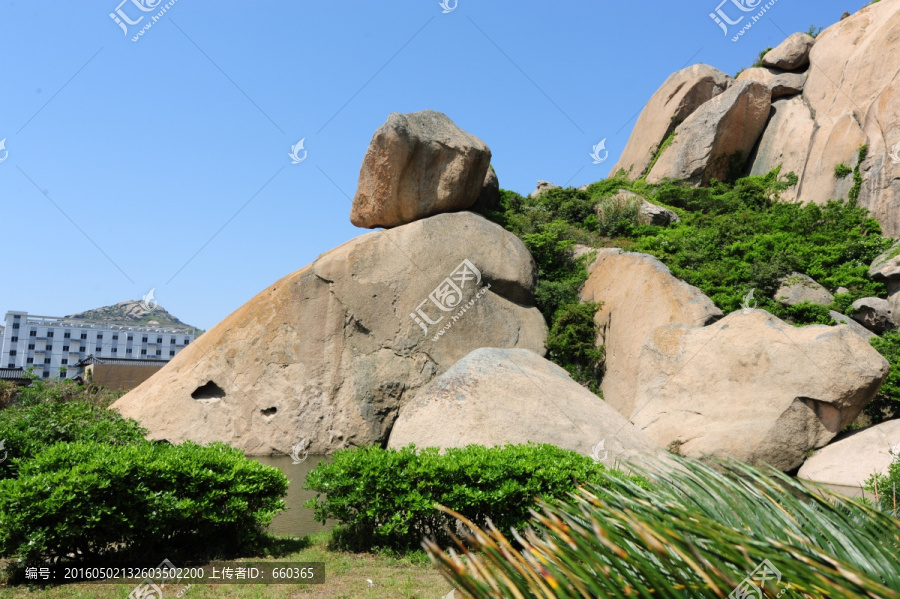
[261, 407, 277, 416]
[191, 381, 226, 400]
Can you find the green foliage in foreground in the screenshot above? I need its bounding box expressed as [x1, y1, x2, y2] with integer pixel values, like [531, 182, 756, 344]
[868, 454, 900, 515]
[303, 444, 644, 552]
[0, 441, 288, 564]
[0, 401, 147, 480]
[426, 457, 900, 598]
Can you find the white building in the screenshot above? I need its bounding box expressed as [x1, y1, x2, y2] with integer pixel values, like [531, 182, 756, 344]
[0, 311, 196, 380]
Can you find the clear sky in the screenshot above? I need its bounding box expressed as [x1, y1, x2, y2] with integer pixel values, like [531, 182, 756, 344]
[0, 0, 869, 330]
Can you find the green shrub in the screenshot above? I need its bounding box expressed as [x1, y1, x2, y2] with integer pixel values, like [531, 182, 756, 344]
[3, 373, 125, 409]
[546, 302, 604, 390]
[835, 163, 852, 178]
[0, 401, 147, 480]
[868, 332, 900, 423]
[303, 444, 643, 551]
[594, 193, 641, 237]
[0, 441, 288, 564]
[866, 454, 900, 515]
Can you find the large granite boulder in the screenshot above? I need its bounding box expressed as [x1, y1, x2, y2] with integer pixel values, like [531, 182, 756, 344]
[749, 95, 817, 200]
[761, 32, 815, 71]
[736, 67, 808, 99]
[387, 348, 664, 467]
[850, 297, 895, 334]
[530, 180, 560, 198]
[350, 110, 492, 229]
[632, 310, 889, 471]
[798, 420, 900, 489]
[869, 240, 900, 323]
[774, 272, 834, 307]
[646, 81, 771, 185]
[610, 64, 732, 179]
[580, 250, 723, 418]
[112, 213, 547, 454]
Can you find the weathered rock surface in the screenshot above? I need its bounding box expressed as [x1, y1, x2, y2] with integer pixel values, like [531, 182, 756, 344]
[799, 420, 900, 489]
[470, 165, 500, 213]
[530, 180, 559, 198]
[850, 297, 894, 334]
[774, 272, 834, 306]
[736, 67, 808, 99]
[632, 310, 889, 471]
[830, 310, 876, 340]
[749, 95, 817, 200]
[869, 241, 900, 324]
[646, 81, 771, 185]
[762, 33, 815, 71]
[350, 110, 491, 229]
[388, 348, 664, 467]
[113, 213, 547, 455]
[640, 199, 680, 227]
[610, 64, 732, 179]
[580, 250, 723, 418]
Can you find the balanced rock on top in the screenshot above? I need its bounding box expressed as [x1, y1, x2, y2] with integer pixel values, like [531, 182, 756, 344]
[350, 110, 492, 229]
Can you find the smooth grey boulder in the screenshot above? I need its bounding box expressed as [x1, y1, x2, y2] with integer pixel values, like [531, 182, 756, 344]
[350, 110, 492, 229]
[774, 272, 834, 307]
[530, 180, 560, 198]
[388, 348, 665, 469]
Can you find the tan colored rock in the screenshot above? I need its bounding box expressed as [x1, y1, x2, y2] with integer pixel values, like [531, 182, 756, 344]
[830, 310, 876, 340]
[112, 213, 547, 455]
[350, 110, 491, 229]
[762, 33, 815, 71]
[737, 67, 808, 99]
[748, 96, 816, 198]
[609, 64, 732, 179]
[799, 420, 900, 489]
[632, 310, 889, 471]
[470, 165, 500, 213]
[388, 348, 665, 467]
[580, 250, 722, 418]
[646, 81, 771, 185]
[774, 272, 833, 306]
[530, 180, 559, 198]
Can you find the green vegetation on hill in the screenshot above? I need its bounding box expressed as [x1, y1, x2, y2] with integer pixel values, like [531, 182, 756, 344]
[479, 168, 896, 416]
[66, 300, 201, 333]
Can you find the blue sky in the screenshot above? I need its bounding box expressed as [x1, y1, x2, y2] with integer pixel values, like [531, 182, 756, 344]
[0, 0, 867, 330]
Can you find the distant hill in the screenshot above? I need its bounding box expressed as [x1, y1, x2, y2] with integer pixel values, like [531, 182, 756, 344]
[66, 300, 202, 334]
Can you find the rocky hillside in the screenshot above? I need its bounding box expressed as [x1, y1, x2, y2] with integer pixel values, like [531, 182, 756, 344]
[66, 300, 200, 333]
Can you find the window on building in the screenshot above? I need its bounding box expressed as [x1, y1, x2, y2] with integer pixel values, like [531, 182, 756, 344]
[185, 339, 190, 345]
[8, 350, 15, 356]
[97, 334, 103, 340]
[10, 337, 17, 343]
[47, 332, 54, 338]
[46, 345, 52, 351]
[81, 333, 87, 340]
[61, 359, 68, 365]
[141, 349, 147, 355]
[169, 350, 175, 356]
[13, 315, 20, 320]
[157, 337, 162, 343]
[7, 363, 14, 368]
[64, 332, 71, 338]
[155, 350, 162, 356]
[142, 336, 148, 342]
[112, 348, 117, 353]
[42, 371, 49, 378]
[126, 348, 132, 354]
[44, 358, 51, 364]
[29, 330, 36, 337]
[112, 335, 118, 340]
[63, 346, 69, 351]
[11, 323, 19, 329]
[127, 335, 133, 341]
[28, 344, 35, 350]
[59, 371, 66, 379]
[170, 338, 176, 344]
[26, 358, 33, 364]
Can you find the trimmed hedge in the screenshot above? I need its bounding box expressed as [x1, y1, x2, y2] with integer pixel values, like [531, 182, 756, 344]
[303, 443, 645, 551]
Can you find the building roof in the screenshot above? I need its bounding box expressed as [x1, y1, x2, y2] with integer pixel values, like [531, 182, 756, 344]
[75, 355, 166, 368]
[0, 367, 30, 381]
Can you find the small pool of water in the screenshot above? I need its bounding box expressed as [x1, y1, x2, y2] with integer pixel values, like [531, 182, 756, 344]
[251, 455, 335, 538]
